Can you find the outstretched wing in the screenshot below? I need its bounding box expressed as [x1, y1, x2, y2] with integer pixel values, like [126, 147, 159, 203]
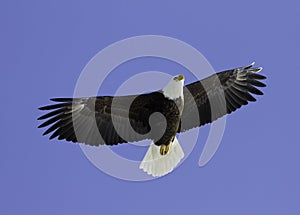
[38, 92, 165, 146]
[179, 63, 266, 132]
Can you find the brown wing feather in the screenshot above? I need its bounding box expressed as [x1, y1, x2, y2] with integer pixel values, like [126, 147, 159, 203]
[179, 63, 266, 132]
[38, 92, 164, 146]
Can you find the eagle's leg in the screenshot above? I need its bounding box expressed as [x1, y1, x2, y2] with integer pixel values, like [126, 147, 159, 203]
[160, 144, 170, 155]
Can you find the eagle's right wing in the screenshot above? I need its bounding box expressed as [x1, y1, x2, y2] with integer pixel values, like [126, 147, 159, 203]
[179, 63, 267, 132]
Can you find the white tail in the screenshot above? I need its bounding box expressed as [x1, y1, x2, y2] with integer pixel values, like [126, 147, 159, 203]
[139, 136, 184, 177]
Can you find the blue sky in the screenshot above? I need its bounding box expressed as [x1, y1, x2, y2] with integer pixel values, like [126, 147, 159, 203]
[1, 0, 299, 214]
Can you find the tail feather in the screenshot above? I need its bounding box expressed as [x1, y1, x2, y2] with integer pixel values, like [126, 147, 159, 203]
[139, 137, 184, 177]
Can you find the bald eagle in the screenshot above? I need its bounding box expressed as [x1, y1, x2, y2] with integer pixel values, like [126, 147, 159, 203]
[38, 63, 266, 177]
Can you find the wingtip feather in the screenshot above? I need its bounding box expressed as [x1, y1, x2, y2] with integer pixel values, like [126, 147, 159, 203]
[50, 98, 73, 102]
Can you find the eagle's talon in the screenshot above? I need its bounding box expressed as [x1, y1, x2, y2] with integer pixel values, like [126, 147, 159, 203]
[160, 144, 170, 155]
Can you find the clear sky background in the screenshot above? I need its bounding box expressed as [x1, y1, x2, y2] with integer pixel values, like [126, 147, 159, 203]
[1, 1, 299, 214]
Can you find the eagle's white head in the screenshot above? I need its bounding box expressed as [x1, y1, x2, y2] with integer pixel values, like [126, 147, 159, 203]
[162, 74, 184, 100]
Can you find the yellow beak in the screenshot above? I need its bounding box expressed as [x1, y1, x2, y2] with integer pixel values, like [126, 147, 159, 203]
[174, 74, 184, 81]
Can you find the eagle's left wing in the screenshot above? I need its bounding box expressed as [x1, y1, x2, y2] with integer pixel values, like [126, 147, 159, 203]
[178, 63, 266, 133]
[38, 92, 165, 146]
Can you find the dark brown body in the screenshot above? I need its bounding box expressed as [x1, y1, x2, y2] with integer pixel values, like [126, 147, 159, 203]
[129, 92, 184, 147]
